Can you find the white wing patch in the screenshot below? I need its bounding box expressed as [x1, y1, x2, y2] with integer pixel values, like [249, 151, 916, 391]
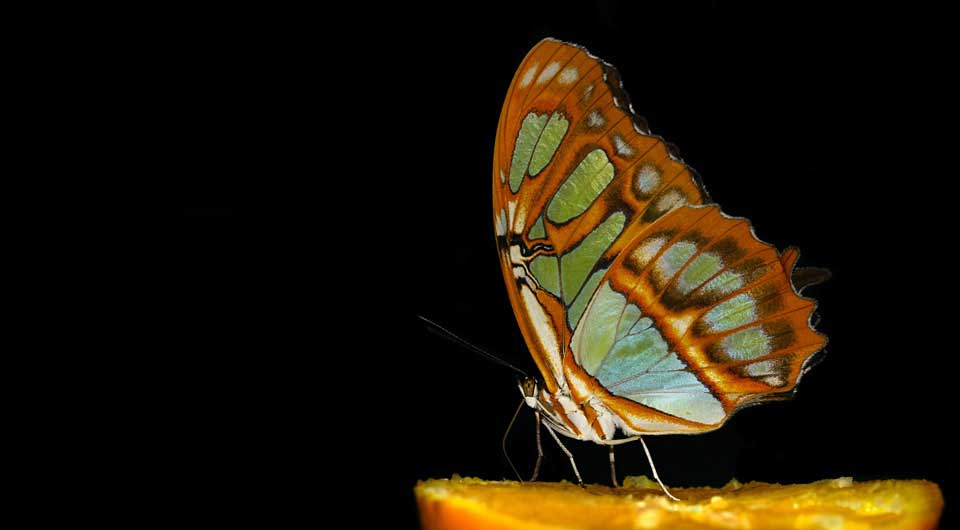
[586, 109, 605, 129]
[665, 313, 695, 337]
[558, 66, 579, 85]
[656, 189, 686, 211]
[536, 61, 560, 85]
[520, 63, 539, 88]
[631, 236, 668, 269]
[636, 164, 661, 194]
[495, 208, 507, 236]
[613, 135, 635, 157]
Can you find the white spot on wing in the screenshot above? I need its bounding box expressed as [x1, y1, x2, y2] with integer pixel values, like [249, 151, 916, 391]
[499, 168, 505, 184]
[632, 236, 667, 268]
[656, 189, 686, 211]
[636, 164, 661, 194]
[520, 63, 539, 88]
[586, 109, 605, 129]
[536, 61, 560, 85]
[744, 359, 780, 379]
[613, 134, 635, 157]
[509, 244, 523, 264]
[666, 314, 695, 336]
[495, 209, 507, 236]
[761, 375, 786, 387]
[558, 66, 578, 85]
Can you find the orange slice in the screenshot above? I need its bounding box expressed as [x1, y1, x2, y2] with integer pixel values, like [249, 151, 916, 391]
[416, 476, 943, 530]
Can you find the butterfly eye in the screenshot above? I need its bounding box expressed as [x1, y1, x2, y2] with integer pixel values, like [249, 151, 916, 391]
[519, 377, 538, 397]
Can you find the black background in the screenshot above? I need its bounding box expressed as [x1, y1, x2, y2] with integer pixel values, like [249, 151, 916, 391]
[179, 2, 954, 528]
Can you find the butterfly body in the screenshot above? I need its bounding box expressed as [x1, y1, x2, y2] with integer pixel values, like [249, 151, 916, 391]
[495, 39, 826, 443]
[516, 377, 610, 443]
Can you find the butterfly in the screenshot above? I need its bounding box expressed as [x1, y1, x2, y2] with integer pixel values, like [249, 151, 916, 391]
[493, 38, 827, 493]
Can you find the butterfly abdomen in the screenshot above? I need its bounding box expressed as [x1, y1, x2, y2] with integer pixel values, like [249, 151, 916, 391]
[534, 386, 619, 442]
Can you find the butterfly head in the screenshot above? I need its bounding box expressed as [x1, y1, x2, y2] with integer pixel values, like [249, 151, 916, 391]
[517, 376, 539, 409]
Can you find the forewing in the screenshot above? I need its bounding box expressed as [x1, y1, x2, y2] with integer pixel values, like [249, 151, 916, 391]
[493, 38, 708, 393]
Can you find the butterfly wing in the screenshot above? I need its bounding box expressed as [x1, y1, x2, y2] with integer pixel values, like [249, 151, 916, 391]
[493, 38, 826, 434]
[564, 204, 826, 433]
[493, 38, 709, 396]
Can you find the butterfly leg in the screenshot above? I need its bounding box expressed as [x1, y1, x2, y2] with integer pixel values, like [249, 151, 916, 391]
[502, 398, 526, 481]
[638, 435, 679, 501]
[530, 410, 543, 481]
[609, 446, 619, 487]
[545, 424, 584, 486]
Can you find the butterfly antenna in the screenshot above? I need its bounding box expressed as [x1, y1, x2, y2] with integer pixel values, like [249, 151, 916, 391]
[418, 315, 528, 377]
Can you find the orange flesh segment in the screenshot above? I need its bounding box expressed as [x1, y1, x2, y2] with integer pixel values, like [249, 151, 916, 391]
[416, 476, 943, 530]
